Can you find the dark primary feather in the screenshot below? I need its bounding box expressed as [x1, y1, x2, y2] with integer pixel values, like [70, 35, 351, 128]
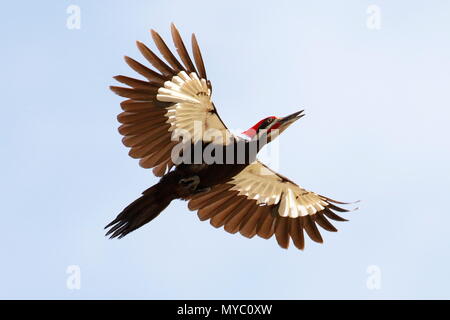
[323, 208, 348, 222]
[289, 218, 305, 250]
[151, 29, 185, 72]
[302, 215, 323, 243]
[224, 201, 254, 234]
[123, 56, 165, 84]
[275, 217, 290, 249]
[313, 213, 338, 232]
[191, 33, 207, 80]
[171, 23, 197, 74]
[113, 75, 155, 89]
[109, 86, 156, 101]
[136, 40, 174, 77]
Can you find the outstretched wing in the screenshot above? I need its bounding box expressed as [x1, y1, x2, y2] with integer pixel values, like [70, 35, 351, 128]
[188, 161, 355, 250]
[110, 24, 232, 177]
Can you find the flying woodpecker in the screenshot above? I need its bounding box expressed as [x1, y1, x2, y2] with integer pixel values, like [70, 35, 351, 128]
[106, 24, 356, 250]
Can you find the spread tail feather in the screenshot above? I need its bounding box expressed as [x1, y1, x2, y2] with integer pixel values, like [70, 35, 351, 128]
[105, 183, 174, 239]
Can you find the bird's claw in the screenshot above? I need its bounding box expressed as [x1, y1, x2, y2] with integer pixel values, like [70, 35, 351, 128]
[179, 176, 200, 191]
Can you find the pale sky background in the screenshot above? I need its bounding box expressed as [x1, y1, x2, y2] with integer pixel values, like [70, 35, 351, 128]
[1, 0, 449, 299]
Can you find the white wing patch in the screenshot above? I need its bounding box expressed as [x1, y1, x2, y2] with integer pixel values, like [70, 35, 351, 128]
[157, 71, 230, 144]
[229, 161, 329, 218]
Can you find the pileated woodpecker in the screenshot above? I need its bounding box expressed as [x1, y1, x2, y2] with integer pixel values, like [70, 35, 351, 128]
[106, 24, 355, 250]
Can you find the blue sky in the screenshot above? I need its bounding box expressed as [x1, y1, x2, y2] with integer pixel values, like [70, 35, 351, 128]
[1, 0, 450, 299]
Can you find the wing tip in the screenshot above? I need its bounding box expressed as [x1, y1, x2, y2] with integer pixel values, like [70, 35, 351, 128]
[109, 85, 121, 95]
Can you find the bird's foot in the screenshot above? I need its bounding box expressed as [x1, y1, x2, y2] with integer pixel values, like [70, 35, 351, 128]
[179, 176, 200, 191]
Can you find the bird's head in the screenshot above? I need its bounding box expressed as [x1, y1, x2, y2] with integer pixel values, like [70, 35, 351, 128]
[242, 110, 305, 142]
